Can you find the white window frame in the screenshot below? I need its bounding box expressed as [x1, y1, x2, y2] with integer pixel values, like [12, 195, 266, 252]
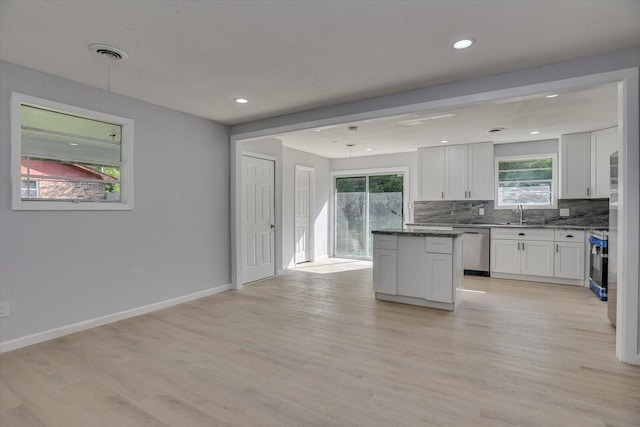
[494, 153, 558, 210]
[11, 92, 134, 210]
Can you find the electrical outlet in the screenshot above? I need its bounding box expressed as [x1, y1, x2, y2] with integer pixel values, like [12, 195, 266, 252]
[479, 208, 485, 216]
[0, 301, 9, 318]
[560, 208, 570, 217]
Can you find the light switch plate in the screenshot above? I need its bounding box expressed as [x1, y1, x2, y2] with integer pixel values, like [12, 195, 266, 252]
[560, 208, 570, 217]
[479, 208, 485, 215]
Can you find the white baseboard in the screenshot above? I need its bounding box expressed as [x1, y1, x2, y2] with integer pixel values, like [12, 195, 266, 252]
[0, 283, 231, 354]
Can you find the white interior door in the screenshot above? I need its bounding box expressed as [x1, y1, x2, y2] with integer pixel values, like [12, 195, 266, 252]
[242, 155, 275, 284]
[295, 167, 311, 264]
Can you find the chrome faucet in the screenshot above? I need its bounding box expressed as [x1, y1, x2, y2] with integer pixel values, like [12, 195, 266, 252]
[517, 204, 527, 225]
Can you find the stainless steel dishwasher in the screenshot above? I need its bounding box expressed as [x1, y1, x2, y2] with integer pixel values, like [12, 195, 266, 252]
[453, 227, 490, 276]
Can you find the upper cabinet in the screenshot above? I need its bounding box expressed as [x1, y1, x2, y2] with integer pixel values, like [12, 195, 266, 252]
[560, 127, 618, 199]
[419, 142, 493, 201]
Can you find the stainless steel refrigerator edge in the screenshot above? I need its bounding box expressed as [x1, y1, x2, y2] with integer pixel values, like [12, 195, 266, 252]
[608, 151, 618, 326]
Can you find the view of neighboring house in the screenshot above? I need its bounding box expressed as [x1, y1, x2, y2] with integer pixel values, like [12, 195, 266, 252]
[21, 159, 119, 201]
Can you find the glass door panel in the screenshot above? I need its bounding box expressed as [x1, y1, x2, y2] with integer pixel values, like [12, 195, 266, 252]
[335, 177, 367, 257]
[335, 173, 405, 259]
[368, 174, 404, 258]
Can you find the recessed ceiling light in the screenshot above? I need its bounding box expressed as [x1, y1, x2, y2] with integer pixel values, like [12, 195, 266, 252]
[546, 94, 559, 98]
[69, 143, 79, 146]
[440, 140, 449, 144]
[453, 38, 475, 50]
[366, 148, 373, 151]
[530, 131, 541, 135]
[234, 98, 249, 104]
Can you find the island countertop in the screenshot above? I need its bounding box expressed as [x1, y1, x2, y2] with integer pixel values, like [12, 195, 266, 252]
[372, 228, 464, 238]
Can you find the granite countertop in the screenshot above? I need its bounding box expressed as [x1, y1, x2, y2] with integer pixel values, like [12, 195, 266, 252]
[373, 228, 464, 237]
[405, 222, 606, 231]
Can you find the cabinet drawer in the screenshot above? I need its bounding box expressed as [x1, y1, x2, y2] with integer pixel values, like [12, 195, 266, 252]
[425, 237, 452, 254]
[554, 229, 585, 243]
[373, 234, 397, 250]
[491, 228, 554, 241]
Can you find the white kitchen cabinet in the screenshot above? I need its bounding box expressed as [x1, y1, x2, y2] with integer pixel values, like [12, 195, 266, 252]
[444, 144, 468, 200]
[373, 249, 397, 295]
[426, 253, 454, 302]
[418, 142, 493, 201]
[520, 240, 555, 277]
[467, 142, 495, 200]
[396, 236, 428, 298]
[418, 146, 445, 200]
[554, 229, 585, 280]
[373, 232, 463, 310]
[560, 128, 618, 199]
[591, 127, 618, 198]
[373, 235, 397, 294]
[491, 239, 521, 274]
[491, 228, 554, 277]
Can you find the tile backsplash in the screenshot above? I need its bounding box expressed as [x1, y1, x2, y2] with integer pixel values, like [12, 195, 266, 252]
[413, 198, 609, 228]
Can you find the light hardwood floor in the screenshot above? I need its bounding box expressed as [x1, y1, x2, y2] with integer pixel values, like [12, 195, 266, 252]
[1, 260, 639, 426]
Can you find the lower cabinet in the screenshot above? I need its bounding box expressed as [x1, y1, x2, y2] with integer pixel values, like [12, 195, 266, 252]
[491, 228, 586, 284]
[554, 242, 585, 279]
[426, 253, 454, 303]
[372, 233, 461, 310]
[373, 248, 397, 295]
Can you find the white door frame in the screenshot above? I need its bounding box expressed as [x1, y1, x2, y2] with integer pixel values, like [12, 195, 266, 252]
[231, 66, 639, 364]
[239, 151, 278, 286]
[330, 167, 410, 259]
[294, 165, 315, 264]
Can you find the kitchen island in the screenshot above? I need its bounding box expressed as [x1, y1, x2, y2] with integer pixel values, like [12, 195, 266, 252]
[372, 229, 464, 311]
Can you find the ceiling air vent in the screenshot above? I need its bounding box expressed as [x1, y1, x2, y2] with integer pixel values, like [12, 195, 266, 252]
[488, 127, 505, 134]
[89, 44, 128, 61]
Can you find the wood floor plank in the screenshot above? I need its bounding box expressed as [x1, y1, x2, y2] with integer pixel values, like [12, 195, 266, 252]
[1, 260, 639, 426]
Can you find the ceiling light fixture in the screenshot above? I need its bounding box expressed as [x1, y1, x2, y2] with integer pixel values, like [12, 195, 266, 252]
[366, 148, 373, 151]
[440, 140, 449, 144]
[546, 94, 559, 98]
[69, 143, 79, 146]
[234, 98, 249, 104]
[453, 38, 475, 50]
[530, 131, 541, 135]
[398, 113, 455, 125]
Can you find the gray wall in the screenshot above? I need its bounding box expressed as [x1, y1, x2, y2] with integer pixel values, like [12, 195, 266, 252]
[0, 61, 231, 343]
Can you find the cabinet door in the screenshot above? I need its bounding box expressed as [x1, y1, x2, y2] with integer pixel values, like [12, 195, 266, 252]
[396, 236, 428, 298]
[554, 242, 585, 280]
[560, 133, 590, 199]
[373, 249, 397, 294]
[491, 239, 520, 274]
[591, 127, 618, 198]
[468, 142, 494, 200]
[425, 253, 453, 303]
[520, 241, 555, 277]
[444, 145, 468, 200]
[418, 147, 444, 200]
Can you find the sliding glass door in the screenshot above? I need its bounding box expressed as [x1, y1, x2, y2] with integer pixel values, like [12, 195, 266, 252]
[335, 173, 404, 259]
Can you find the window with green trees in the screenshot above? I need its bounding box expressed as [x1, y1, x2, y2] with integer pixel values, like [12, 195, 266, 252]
[496, 155, 556, 207]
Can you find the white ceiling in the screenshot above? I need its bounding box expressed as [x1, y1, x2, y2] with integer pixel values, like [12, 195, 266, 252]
[1, 1, 639, 126]
[275, 83, 619, 158]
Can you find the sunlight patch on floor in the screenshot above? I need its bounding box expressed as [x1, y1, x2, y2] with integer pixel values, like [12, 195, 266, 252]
[292, 258, 372, 274]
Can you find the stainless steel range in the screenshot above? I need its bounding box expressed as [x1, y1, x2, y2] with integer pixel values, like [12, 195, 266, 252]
[588, 229, 608, 301]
